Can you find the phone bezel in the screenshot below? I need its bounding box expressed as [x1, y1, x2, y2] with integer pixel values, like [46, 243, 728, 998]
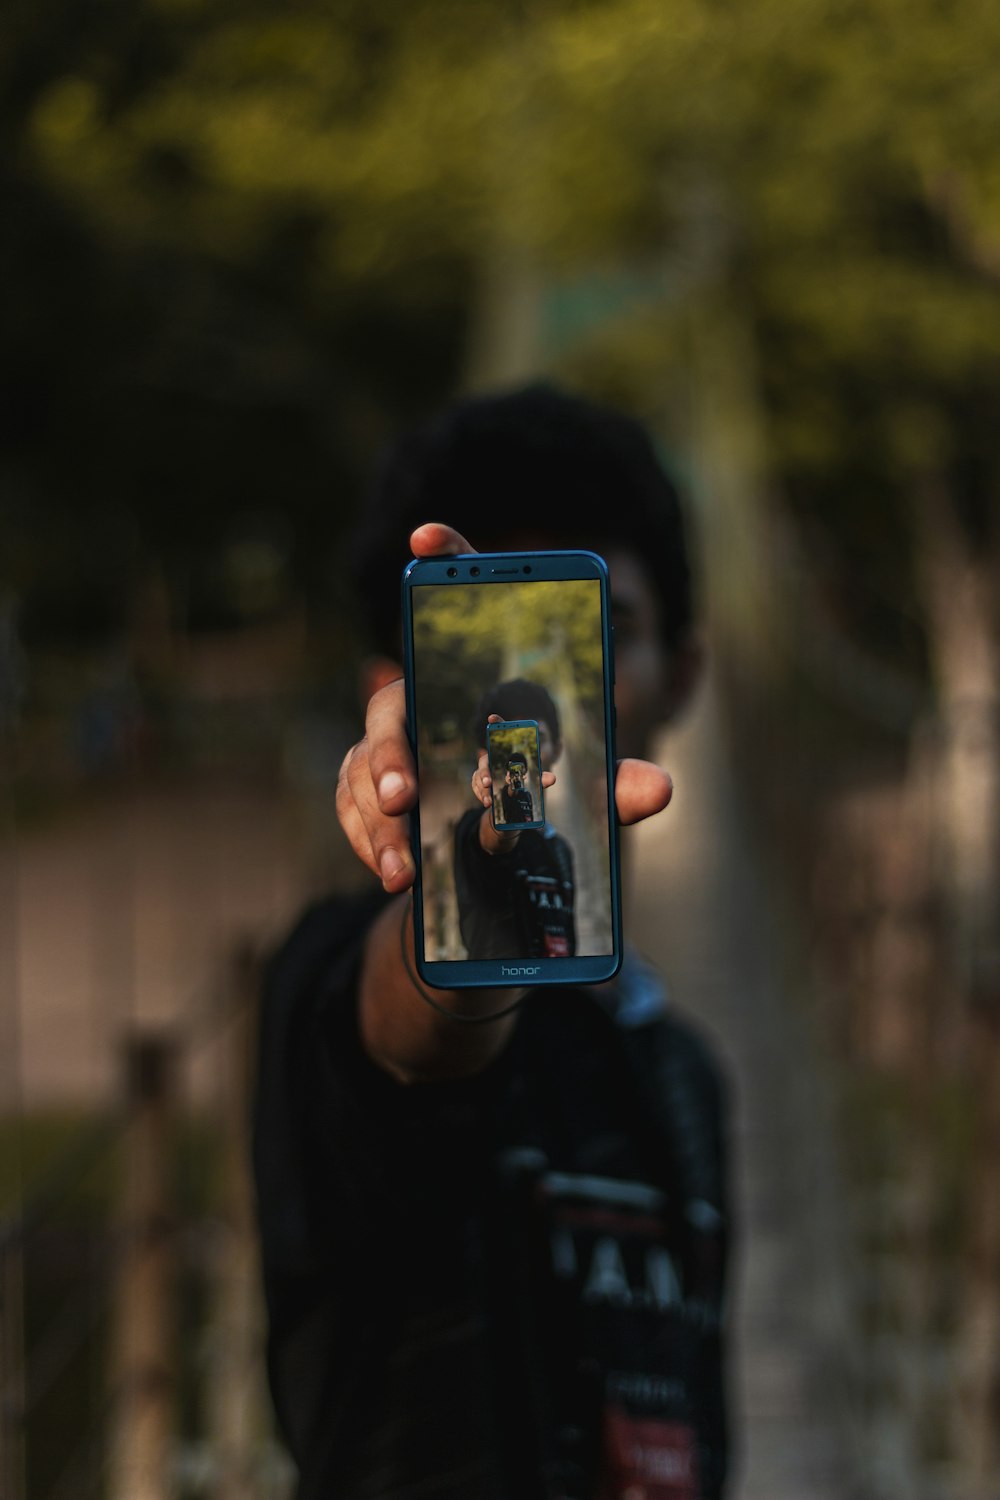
[402, 549, 622, 989]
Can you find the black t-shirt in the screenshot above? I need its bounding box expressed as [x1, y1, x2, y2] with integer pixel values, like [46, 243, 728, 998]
[501, 783, 535, 824]
[453, 807, 576, 961]
[254, 891, 730, 1500]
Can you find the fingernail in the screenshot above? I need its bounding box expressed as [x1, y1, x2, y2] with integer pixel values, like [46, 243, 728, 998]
[378, 771, 406, 803]
[380, 848, 405, 883]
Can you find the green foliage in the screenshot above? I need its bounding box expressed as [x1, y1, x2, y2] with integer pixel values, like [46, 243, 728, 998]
[22, 1, 999, 283]
[5, 0, 1000, 662]
[412, 578, 603, 751]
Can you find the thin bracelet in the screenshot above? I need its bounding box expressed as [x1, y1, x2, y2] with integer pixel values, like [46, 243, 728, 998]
[399, 894, 527, 1025]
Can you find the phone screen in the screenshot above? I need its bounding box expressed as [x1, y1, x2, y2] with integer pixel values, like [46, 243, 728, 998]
[403, 551, 620, 988]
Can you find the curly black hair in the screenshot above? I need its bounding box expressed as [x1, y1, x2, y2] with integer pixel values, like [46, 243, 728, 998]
[472, 678, 561, 751]
[351, 384, 695, 656]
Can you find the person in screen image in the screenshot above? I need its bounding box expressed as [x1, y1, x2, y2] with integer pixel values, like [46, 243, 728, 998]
[501, 751, 533, 824]
[456, 680, 576, 961]
[254, 385, 731, 1500]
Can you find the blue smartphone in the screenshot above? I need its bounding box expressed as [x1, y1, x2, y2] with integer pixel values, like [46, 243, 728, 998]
[402, 549, 622, 988]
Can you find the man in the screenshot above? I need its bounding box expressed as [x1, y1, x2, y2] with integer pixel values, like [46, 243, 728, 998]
[254, 385, 730, 1499]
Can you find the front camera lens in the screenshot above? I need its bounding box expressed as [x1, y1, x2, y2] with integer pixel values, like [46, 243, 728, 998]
[447, 566, 458, 577]
[523, 565, 532, 574]
[470, 566, 480, 576]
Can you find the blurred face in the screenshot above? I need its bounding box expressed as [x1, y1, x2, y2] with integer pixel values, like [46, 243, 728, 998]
[370, 537, 683, 761]
[469, 530, 677, 759]
[604, 548, 674, 760]
[536, 717, 560, 771]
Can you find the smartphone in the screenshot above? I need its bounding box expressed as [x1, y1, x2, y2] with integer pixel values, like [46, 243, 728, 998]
[402, 549, 621, 989]
[487, 719, 545, 831]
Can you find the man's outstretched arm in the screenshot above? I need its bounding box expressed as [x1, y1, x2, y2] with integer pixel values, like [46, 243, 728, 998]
[336, 522, 673, 1086]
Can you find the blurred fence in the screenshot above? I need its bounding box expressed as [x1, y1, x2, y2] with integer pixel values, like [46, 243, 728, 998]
[0, 947, 293, 1500]
[0, 618, 351, 1500]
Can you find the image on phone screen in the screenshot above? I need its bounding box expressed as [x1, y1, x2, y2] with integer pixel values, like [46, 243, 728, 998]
[404, 552, 619, 984]
[487, 720, 545, 830]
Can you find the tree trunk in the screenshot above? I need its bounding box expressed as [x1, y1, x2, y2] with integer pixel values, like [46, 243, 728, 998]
[915, 478, 1000, 1008]
[462, 242, 545, 394]
[913, 476, 1000, 1493]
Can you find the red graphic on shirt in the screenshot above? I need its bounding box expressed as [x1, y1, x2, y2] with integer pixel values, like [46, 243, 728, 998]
[598, 1406, 699, 1500]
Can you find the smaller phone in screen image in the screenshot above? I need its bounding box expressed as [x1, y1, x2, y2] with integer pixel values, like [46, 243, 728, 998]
[487, 720, 545, 831]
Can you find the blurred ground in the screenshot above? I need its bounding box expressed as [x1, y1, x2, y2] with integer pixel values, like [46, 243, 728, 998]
[5, 676, 861, 1496]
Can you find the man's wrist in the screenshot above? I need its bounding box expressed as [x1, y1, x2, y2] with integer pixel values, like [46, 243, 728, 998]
[478, 811, 520, 857]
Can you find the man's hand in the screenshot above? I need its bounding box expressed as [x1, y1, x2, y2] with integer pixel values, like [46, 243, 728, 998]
[336, 524, 472, 893]
[335, 522, 674, 894]
[472, 715, 558, 815]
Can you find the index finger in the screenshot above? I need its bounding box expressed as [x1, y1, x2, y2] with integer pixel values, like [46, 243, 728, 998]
[365, 679, 418, 812]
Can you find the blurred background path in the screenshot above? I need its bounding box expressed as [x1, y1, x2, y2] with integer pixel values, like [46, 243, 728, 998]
[631, 677, 858, 1500]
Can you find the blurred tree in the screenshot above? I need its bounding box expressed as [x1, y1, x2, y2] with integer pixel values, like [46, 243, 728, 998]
[16, 0, 999, 648]
[2, 3, 473, 640]
[11, 0, 1000, 991]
